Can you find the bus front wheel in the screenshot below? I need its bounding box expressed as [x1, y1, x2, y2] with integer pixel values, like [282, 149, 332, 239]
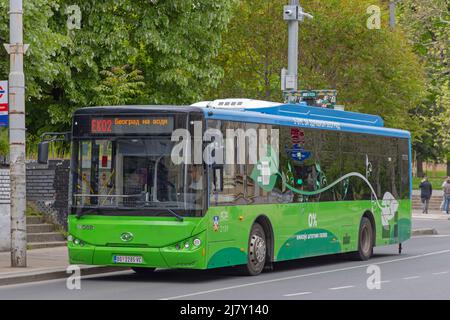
[352, 217, 374, 261]
[240, 223, 267, 276]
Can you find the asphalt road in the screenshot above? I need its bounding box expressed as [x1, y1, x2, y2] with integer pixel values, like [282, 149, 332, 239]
[1, 219, 450, 300]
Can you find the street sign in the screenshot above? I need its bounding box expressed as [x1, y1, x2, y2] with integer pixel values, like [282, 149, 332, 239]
[283, 89, 338, 109]
[0, 80, 8, 114]
[0, 81, 8, 127]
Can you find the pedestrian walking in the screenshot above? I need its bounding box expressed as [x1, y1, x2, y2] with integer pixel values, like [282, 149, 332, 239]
[419, 176, 433, 214]
[441, 177, 450, 212]
[443, 177, 450, 215]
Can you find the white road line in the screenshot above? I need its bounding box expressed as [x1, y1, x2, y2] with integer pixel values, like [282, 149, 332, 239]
[284, 292, 312, 297]
[413, 235, 450, 239]
[160, 248, 450, 300]
[329, 285, 354, 290]
[374, 280, 391, 285]
[432, 271, 448, 275]
[403, 276, 420, 280]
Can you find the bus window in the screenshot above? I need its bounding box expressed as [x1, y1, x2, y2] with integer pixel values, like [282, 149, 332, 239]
[72, 137, 204, 217]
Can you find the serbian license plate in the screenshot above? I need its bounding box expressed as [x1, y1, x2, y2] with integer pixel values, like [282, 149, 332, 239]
[113, 255, 143, 264]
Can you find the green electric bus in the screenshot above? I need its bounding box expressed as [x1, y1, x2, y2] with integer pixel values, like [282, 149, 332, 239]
[39, 99, 412, 276]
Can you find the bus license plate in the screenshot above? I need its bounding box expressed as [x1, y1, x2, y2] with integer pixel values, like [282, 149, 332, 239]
[113, 255, 143, 264]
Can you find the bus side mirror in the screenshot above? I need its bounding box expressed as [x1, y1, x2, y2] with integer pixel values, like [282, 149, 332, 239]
[38, 141, 49, 164]
[37, 131, 71, 164]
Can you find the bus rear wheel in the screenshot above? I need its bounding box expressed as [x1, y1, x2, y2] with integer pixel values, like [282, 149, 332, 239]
[352, 217, 374, 261]
[132, 267, 156, 275]
[240, 223, 267, 276]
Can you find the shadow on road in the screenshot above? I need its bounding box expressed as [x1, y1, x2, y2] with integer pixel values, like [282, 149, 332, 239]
[84, 252, 401, 284]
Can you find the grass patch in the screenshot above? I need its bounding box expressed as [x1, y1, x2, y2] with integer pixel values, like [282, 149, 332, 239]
[53, 224, 68, 239]
[413, 176, 448, 190]
[25, 205, 42, 217]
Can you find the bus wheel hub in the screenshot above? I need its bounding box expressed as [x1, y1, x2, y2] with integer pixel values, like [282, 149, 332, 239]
[251, 235, 266, 264]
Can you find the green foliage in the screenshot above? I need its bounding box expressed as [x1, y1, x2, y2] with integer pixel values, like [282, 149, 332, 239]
[0, 0, 69, 99]
[25, 205, 42, 217]
[0, 0, 235, 156]
[93, 65, 145, 106]
[398, 0, 450, 161]
[45, 0, 234, 126]
[413, 177, 446, 190]
[210, 0, 426, 137]
[0, 127, 8, 157]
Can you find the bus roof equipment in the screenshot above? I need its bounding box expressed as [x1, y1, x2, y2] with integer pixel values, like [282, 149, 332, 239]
[192, 99, 385, 128]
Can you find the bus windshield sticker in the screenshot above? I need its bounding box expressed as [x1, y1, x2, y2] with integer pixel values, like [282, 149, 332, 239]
[213, 216, 219, 232]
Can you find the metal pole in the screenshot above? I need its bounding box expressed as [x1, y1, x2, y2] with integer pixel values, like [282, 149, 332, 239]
[4, 0, 28, 267]
[287, 0, 299, 91]
[282, 0, 312, 99]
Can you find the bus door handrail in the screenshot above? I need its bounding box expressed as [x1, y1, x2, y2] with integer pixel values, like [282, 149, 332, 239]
[73, 193, 144, 198]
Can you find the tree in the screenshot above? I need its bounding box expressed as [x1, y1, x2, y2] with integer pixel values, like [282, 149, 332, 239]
[43, 0, 235, 127]
[0, 0, 69, 100]
[398, 0, 450, 173]
[210, 0, 426, 137]
[93, 65, 145, 106]
[1, 0, 235, 155]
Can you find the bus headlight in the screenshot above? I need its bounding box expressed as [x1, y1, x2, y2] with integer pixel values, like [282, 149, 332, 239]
[67, 235, 74, 242]
[193, 238, 201, 247]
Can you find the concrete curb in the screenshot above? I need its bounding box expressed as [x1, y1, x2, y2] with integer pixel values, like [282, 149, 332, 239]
[412, 228, 438, 236]
[0, 266, 129, 287]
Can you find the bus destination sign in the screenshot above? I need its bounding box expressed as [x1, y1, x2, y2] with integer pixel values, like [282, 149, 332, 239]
[90, 117, 174, 135]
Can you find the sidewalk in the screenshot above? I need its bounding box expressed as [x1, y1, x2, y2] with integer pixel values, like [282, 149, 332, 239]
[0, 247, 127, 286]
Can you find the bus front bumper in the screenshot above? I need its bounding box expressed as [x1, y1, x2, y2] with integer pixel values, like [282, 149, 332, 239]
[68, 235, 207, 270]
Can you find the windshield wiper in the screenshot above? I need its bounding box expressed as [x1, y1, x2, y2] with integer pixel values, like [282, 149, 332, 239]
[75, 207, 100, 219]
[165, 208, 184, 222]
[136, 201, 184, 222]
[141, 203, 184, 222]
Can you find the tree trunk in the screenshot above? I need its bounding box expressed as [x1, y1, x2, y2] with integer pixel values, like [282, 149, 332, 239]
[417, 159, 424, 178]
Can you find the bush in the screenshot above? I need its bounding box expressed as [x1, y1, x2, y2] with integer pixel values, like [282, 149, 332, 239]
[0, 127, 8, 157]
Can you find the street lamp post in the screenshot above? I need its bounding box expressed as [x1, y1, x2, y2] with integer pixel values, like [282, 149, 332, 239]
[3, 0, 29, 267]
[281, 0, 313, 101]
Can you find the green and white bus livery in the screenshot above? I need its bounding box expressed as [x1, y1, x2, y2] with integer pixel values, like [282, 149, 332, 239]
[49, 100, 411, 276]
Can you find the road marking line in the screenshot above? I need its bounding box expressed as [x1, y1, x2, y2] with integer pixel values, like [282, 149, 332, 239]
[284, 292, 312, 297]
[413, 235, 450, 238]
[160, 248, 450, 300]
[432, 272, 448, 275]
[374, 280, 391, 285]
[329, 285, 354, 290]
[403, 276, 420, 280]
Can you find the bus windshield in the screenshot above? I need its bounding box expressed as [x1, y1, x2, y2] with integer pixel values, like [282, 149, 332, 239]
[71, 138, 204, 217]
